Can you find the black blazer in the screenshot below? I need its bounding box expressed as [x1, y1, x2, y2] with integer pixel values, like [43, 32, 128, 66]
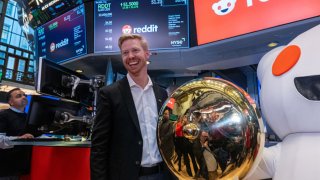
[90, 77, 168, 180]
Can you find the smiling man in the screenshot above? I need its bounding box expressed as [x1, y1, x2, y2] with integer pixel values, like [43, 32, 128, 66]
[91, 34, 175, 180]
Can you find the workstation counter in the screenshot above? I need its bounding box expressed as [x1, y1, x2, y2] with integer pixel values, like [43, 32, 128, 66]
[12, 140, 91, 180]
[11, 139, 91, 147]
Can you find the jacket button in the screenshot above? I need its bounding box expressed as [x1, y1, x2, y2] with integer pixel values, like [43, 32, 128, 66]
[138, 141, 142, 145]
[135, 161, 140, 165]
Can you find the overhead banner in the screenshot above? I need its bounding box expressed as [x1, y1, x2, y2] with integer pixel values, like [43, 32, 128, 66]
[194, 0, 320, 45]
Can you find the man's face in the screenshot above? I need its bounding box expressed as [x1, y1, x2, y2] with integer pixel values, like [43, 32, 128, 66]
[8, 90, 28, 110]
[120, 39, 150, 76]
[163, 110, 170, 121]
[200, 131, 209, 143]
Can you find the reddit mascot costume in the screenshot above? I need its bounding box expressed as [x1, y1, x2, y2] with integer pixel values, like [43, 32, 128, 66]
[246, 24, 320, 180]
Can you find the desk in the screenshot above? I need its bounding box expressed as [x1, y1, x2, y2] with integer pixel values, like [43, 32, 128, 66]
[11, 140, 91, 147]
[12, 141, 91, 180]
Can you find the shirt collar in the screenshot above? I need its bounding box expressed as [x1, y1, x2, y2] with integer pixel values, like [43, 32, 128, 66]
[127, 74, 153, 89]
[10, 107, 25, 113]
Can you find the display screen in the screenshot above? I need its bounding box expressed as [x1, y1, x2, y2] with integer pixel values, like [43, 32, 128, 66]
[36, 57, 91, 102]
[36, 4, 87, 64]
[94, 0, 189, 53]
[27, 0, 85, 28]
[194, 0, 320, 45]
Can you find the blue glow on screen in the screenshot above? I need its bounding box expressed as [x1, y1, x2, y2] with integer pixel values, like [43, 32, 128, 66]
[24, 95, 32, 113]
[25, 95, 60, 114]
[40, 95, 61, 101]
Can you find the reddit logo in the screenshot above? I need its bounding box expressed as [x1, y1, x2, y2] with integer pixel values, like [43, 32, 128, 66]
[50, 42, 55, 52]
[212, 0, 237, 15]
[122, 25, 132, 34]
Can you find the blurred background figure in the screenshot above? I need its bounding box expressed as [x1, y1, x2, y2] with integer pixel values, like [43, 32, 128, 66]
[159, 109, 175, 166]
[200, 131, 218, 180]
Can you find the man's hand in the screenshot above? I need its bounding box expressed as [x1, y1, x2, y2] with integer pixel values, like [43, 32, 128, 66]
[203, 140, 209, 149]
[19, 133, 34, 139]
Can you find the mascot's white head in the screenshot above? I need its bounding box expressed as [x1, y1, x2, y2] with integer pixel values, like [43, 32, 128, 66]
[257, 24, 320, 139]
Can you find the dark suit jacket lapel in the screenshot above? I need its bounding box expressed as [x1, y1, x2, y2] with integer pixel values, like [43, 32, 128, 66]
[118, 77, 141, 135]
[152, 82, 164, 113]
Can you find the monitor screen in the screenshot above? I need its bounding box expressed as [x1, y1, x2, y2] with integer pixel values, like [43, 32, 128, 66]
[194, 0, 320, 45]
[26, 95, 84, 135]
[36, 4, 87, 63]
[36, 57, 92, 103]
[27, 0, 86, 28]
[94, 0, 189, 53]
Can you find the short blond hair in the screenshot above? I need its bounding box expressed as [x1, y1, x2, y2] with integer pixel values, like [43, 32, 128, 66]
[118, 34, 149, 51]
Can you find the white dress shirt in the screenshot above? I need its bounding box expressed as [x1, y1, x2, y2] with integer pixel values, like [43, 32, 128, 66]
[127, 74, 162, 167]
[0, 135, 17, 149]
[10, 107, 25, 113]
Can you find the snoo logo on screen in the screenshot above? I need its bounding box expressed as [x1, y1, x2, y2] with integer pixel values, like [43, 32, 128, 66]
[49, 38, 69, 52]
[50, 43, 55, 52]
[122, 25, 132, 34]
[122, 24, 159, 34]
[212, 0, 237, 15]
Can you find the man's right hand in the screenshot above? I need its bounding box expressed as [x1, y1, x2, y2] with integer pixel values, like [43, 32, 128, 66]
[19, 133, 34, 139]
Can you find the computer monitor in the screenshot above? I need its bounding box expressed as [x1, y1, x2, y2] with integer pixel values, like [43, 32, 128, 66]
[36, 57, 92, 104]
[26, 95, 88, 135]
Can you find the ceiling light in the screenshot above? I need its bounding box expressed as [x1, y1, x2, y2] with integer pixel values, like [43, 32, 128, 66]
[75, 69, 83, 73]
[146, 61, 151, 65]
[268, 42, 278, 47]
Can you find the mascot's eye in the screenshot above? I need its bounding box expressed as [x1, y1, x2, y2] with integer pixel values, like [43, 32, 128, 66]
[218, 6, 221, 10]
[272, 45, 301, 76]
[227, 2, 231, 7]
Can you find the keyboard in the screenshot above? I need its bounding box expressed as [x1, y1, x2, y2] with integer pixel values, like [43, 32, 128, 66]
[12, 137, 64, 142]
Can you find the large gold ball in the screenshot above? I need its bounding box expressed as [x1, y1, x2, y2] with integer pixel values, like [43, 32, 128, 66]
[157, 77, 264, 180]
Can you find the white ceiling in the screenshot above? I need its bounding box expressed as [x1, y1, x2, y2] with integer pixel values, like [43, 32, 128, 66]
[63, 16, 320, 78]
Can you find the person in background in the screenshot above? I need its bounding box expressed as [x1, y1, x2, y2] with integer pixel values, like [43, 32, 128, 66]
[91, 34, 175, 180]
[0, 88, 36, 179]
[174, 116, 193, 176]
[200, 131, 218, 180]
[158, 109, 175, 166]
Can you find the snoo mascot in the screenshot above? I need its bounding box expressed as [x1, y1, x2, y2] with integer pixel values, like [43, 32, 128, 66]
[246, 24, 320, 180]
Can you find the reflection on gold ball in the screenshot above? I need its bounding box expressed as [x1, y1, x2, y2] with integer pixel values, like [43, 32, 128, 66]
[157, 77, 264, 180]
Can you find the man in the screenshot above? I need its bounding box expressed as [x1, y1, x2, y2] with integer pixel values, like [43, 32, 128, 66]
[199, 131, 218, 180]
[158, 109, 175, 166]
[91, 34, 174, 180]
[0, 88, 35, 178]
